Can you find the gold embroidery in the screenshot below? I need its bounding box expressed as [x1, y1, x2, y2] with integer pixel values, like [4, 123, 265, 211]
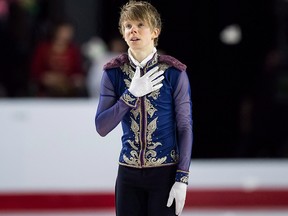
[170, 150, 179, 162]
[147, 142, 162, 150]
[131, 117, 140, 144]
[144, 114, 167, 166]
[121, 58, 173, 168]
[145, 98, 157, 118]
[123, 103, 140, 167]
[146, 64, 168, 100]
[123, 93, 135, 102]
[180, 176, 189, 184]
[123, 150, 140, 166]
[145, 150, 167, 166]
[158, 64, 169, 72]
[131, 106, 140, 119]
[121, 64, 135, 89]
[146, 149, 157, 157]
[148, 90, 161, 100]
[150, 57, 157, 66]
[147, 117, 158, 142]
[121, 64, 134, 80]
[128, 140, 138, 150]
[124, 79, 131, 88]
[145, 157, 167, 166]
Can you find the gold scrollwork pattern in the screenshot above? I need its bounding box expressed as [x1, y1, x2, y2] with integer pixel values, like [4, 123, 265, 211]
[127, 140, 138, 150]
[121, 64, 134, 89]
[121, 64, 134, 80]
[145, 150, 167, 166]
[130, 117, 140, 144]
[121, 63, 141, 166]
[123, 150, 140, 166]
[145, 98, 157, 118]
[122, 93, 135, 103]
[144, 100, 167, 166]
[122, 116, 140, 166]
[147, 90, 160, 100]
[158, 64, 169, 72]
[131, 106, 140, 120]
[170, 150, 179, 162]
[180, 176, 189, 184]
[147, 142, 162, 150]
[121, 59, 171, 168]
[146, 117, 157, 142]
[124, 79, 131, 88]
[146, 64, 168, 100]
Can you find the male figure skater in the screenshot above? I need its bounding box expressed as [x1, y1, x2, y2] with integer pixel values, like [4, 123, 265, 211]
[95, 1, 193, 215]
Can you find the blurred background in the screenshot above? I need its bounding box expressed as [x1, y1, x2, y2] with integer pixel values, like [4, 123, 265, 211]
[0, 0, 288, 215]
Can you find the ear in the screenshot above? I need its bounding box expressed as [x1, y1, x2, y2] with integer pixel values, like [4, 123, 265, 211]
[152, 28, 160, 39]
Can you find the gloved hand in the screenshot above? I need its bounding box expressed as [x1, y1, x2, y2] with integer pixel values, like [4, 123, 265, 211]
[128, 66, 164, 97]
[167, 182, 187, 215]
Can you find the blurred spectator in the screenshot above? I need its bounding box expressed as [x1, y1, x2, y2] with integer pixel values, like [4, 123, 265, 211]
[82, 36, 127, 98]
[30, 19, 86, 97]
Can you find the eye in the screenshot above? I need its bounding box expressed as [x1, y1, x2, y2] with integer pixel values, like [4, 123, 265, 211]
[125, 23, 132, 29]
[138, 23, 144, 28]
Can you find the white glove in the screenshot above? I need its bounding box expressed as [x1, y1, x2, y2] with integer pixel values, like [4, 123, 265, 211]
[128, 66, 164, 97]
[167, 182, 187, 215]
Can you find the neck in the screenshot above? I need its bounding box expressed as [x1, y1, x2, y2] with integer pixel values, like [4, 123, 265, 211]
[129, 46, 154, 62]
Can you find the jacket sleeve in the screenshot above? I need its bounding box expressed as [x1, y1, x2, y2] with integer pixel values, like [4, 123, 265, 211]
[95, 71, 139, 136]
[173, 71, 193, 184]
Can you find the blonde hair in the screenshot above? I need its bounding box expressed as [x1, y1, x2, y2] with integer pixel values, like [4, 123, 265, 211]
[118, 1, 162, 46]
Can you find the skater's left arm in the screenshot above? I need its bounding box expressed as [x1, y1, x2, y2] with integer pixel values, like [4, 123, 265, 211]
[174, 70, 193, 184]
[167, 70, 193, 215]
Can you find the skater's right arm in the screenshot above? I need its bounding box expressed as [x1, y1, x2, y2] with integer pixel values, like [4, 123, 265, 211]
[95, 71, 139, 136]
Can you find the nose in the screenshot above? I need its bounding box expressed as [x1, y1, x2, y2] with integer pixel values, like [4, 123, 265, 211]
[130, 25, 137, 33]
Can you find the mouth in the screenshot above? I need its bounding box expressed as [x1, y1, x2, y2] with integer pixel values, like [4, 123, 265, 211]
[130, 37, 140, 42]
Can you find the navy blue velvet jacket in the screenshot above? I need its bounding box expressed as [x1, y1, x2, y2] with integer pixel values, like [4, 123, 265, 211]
[95, 53, 193, 184]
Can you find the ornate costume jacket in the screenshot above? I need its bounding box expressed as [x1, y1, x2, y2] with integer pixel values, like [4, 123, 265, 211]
[95, 53, 193, 184]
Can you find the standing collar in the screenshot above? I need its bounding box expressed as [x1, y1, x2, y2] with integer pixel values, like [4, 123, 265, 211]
[128, 47, 157, 69]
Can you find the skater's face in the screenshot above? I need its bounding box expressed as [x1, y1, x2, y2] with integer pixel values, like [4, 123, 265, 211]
[122, 19, 159, 52]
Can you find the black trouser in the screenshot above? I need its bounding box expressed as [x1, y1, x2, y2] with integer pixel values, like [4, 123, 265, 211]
[115, 165, 177, 216]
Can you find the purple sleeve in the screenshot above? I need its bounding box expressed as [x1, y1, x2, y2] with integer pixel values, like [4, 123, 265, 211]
[95, 71, 139, 136]
[174, 71, 193, 184]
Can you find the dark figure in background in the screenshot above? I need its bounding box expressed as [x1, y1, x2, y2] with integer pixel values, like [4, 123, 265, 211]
[251, 0, 288, 157]
[30, 20, 86, 97]
[0, 0, 37, 97]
